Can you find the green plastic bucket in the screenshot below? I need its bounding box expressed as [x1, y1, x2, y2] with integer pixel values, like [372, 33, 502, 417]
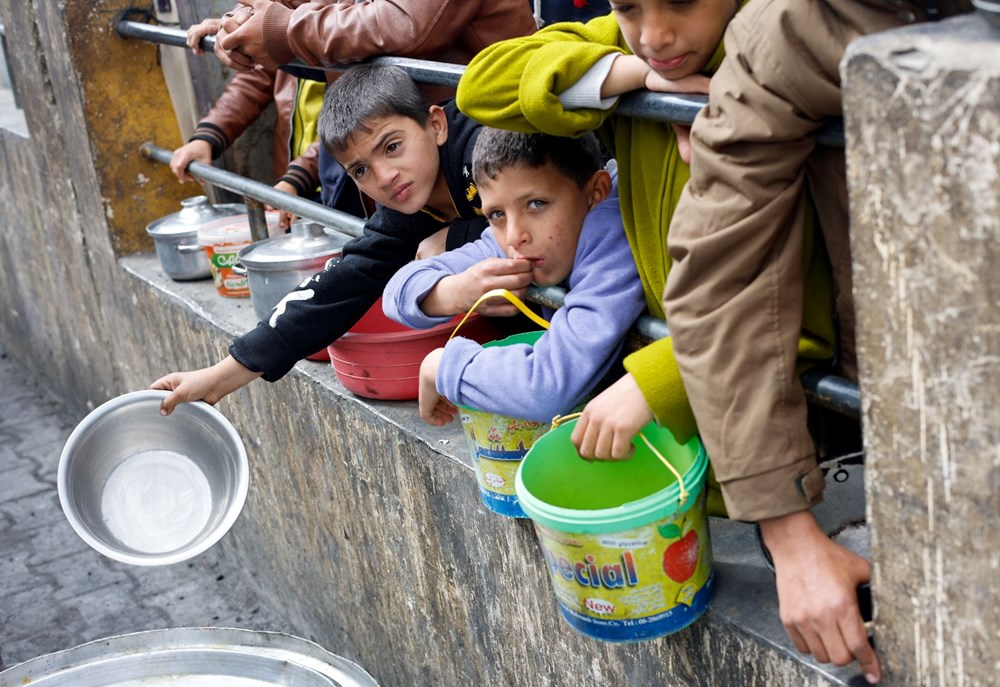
[457, 331, 548, 518]
[515, 418, 714, 642]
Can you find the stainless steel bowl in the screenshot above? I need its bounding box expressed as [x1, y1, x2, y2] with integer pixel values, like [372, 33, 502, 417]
[973, 0, 1000, 29]
[58, 390, 249, 566]
[0, 627, 379, 686]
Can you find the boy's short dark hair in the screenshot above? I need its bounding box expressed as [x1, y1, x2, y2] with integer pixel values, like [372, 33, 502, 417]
[472, 129, 604, 189]
[319, 65, 431, 153]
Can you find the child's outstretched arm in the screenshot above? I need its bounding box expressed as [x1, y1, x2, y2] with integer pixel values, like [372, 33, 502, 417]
[151, 355, 262, 416]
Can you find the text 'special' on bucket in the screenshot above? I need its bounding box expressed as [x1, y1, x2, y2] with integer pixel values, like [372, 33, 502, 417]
[515, 418, 714, 642]
[457, 330, 548, 519]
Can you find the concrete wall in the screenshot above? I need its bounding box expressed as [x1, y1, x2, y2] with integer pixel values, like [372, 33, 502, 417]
[843, 13, 1000, 687]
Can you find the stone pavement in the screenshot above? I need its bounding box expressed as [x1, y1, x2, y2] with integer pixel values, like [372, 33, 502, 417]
[0, 345, 291, 672]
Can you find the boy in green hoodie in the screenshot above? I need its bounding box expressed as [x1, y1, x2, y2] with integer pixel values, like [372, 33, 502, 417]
[456, 1, 836, 506]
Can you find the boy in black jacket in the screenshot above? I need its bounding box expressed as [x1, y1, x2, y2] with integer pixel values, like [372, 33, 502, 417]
[153, 65, 533, 413]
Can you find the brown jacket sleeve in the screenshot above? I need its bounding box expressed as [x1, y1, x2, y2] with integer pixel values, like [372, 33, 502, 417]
[190, 68, 278, 158]
[259, 0, 537, 67]
[664, 0, 969, 522]
[279, 141, 320, 197]
[663, 0, 862, 522]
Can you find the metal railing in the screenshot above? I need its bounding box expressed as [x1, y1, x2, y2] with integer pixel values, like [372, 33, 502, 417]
[140, 143, 366, 240]
[122, 19, 860, 418]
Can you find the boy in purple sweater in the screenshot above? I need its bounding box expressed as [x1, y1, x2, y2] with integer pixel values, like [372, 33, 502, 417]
[383, 129, 645, 425]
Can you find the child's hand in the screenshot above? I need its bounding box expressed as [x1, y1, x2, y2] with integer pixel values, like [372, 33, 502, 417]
[760, 511, 880, 684]
[151, 356, 262, 416]
[268, 180, 299, 232]
[219, 0, 279, 71]
[571, 373, 653, 460]
[186, 17, 222, 54]
[170, 140, 213, 183]
[215, 5, 257, 71]
[418, 349, 457, 425]
[422, 258, 533, 317]
[643, 72, 711, 95]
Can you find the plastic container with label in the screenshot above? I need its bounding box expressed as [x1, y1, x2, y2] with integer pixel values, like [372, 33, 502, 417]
[198, 213, 279, 298]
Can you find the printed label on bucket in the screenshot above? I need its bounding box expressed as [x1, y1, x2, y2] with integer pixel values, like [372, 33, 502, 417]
[459, 411, 549, 518]
[534, 490, 713, 642]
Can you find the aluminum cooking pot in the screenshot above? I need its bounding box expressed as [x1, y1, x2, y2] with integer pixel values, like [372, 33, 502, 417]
[145, 196, 245, 281]
[235, 219, 352, 321]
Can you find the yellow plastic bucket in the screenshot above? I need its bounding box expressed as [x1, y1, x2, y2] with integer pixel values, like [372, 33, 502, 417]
[515, 418, 714, 642]
[456, 331, 547, 518]
[449, 289, 553, 518]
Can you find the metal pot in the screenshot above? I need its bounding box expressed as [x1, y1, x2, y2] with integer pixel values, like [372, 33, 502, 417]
[235, 219, 352, 321]
[145, 196, 245, 281]
[0, 627, 379, 686]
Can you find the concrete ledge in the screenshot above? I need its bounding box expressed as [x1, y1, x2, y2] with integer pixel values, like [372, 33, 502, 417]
[119, 253, 862, 686]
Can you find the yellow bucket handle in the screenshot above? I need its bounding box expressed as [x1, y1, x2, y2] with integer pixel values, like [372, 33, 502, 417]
[551, 412, 690, 506]
[449, 288, 550, 341]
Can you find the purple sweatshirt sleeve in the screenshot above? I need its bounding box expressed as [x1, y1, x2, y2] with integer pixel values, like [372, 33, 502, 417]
[383, 228, 504, 329]
[436, 186, 645, 422]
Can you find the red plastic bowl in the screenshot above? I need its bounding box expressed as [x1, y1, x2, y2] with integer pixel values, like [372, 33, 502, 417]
[328, 298, 499, 400]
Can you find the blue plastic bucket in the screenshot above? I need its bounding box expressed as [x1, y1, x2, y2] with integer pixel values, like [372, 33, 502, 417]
[515, 419, 713, 642]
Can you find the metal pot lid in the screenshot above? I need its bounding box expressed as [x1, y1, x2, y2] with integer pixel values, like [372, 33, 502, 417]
[238, 219, 352, 270]
[0, 627, 380, 686]
[146, 196, 245, 238]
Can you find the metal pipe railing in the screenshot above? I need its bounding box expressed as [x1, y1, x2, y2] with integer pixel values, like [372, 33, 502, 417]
[130, 23, 860, 417]
[140, 143, 366, 240]
[116, 20, 845, 145]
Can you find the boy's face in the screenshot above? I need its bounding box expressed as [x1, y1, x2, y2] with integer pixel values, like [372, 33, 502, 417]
[334, 106, 448, 215]
[609, 0, 738, 79]
[479, 163, 610, 288]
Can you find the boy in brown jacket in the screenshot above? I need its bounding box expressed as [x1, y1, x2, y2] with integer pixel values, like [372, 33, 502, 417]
[211, 0, 537, 101]
[657, 0, 972, 683]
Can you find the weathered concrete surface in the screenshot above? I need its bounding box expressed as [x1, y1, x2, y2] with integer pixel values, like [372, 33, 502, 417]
[843, 14, 1000, 687]
[118, 256, 859, 687]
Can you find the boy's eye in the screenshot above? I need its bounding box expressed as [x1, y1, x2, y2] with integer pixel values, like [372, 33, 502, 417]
[386, 141, 400, 154]
[610, 2, 635, 14]
[351, 166, 367, 180]
[528, 199, 547, 210]
[486, 210, 504, 222]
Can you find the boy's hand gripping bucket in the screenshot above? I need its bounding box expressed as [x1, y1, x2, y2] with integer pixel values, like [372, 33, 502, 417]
[515, 417, 714, 642]
[449, 290, 551, 519]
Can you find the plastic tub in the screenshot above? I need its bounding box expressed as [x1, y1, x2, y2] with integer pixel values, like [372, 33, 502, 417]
[327, 298, 498, 401]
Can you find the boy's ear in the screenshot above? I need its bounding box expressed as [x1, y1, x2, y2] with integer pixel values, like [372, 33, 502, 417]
[427, 105, 448, 146]
[585, 169, 612, 209]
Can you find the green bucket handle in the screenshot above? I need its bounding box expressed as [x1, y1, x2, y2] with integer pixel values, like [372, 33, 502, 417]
[551, 412, 691, 506]
[449, 288, 550, 341]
